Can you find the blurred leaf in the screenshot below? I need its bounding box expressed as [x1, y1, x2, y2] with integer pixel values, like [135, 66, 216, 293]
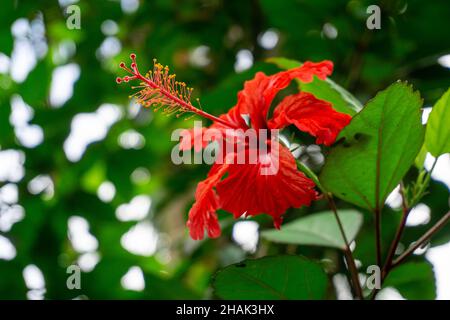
[20, 62, 51, 107]
[320, 82, 425, 211]
[0, 0, 15, 56]
[267, 57, 362, 115]
[261, 210, 363, 249]
[0, 261, 27, 299]
[81, 160, 106, 193]
[0, 30, 13, 56]
[383, 261, 436, 300]
[213, 255, 328, 299]
[425, 87, 450, 157]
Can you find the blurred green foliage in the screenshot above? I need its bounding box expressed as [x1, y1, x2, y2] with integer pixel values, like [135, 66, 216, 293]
[0, 0, 449, 300]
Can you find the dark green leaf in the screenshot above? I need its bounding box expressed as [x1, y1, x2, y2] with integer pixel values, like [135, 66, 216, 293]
[213, 255, 328, 300]
[320, 82, 425, 211]
[383, 261, 436, 300]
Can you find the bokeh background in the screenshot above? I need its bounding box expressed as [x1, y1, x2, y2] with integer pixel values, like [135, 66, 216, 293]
[0, 0, 449, 300]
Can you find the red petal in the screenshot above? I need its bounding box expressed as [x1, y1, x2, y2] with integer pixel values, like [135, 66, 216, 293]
[234, 60, 333, 130]
[268, 92, 351, 146]
[215, 143, 317, 227]
[180, 106, 249, 152]
[288, 60, 333, 82]
[186, 163, 229, 240]
[179, 127, 210, 152]
[212, 105, 248, 130]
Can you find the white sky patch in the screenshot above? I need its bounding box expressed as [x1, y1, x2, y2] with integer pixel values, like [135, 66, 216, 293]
[10, 19, 37, 83]
[118, 129, 145, 149]
[10, 95, 44, 148]
[121, 221, 158, 256]
[130, 167, 151, 185]
[23, 264, 45, 290]
[97, 36, 122, 60]
[0, 204, 25, 232]
[422, 107, 432, 124]
[258, 29, 279, 50]
[50, 63, 80, 108]
[12, 18, 30, 38]
[121, 266, 145, 291]
[427, 241, 450, 300]
[26, 289, 46, 300]
[0, 149, 25, 182]
[0, 235, 17, 260]
[101, 20, 119, 36]
[376, 287, 405, 300]
[52, 40, 76, 65]
[10, 95, 34, 127]
[58, 0, 79, 7]
[234, 49, 253, 73]
[15, 124, 44, 148]
[437, 54, 450, 69]
[64, 103, 122, 162]
[322, 23, 338, 39]
[29, 12, 48, 59]
[425, 153, 450, 189]
[97, 181, 116, 203]
[332, 274, 353, 300]
[406, 203, 431, 226]
[68, 216, 99, 253]
[189, 45, 211, 68]
[27, 174, 54, 199]
[23, 264, 46, 300]
[385, 184, 402, 209]
[116, 195, 151, 222]
[0, 183, 18, 204]
[411, 242, 429, 256]
[78, 252, 100, 272]
[121, 0, 139, 14]
[232, 221, 259, 253]
[127, 99, 141, 118]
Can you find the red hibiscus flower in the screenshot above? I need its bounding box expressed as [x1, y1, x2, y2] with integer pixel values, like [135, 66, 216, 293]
[117, 55, 351, 240]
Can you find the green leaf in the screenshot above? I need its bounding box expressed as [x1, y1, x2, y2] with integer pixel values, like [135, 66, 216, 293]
[425, 88, 450, 157]
[415, 144, 428, 169]
[320, 82, 425, 211]
[267, 57, 362, 115]
[261, 210, 363, 249]
[213, 255, 328, 300]
[383, 261, 436, 300]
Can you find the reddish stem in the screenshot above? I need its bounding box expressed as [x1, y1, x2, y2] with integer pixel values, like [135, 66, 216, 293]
[133, 73, 235, 128]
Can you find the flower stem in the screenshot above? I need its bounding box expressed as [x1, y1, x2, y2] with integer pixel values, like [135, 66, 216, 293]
[297, 160, 364, 299]
[382, 182, 409, 277]
[327, 194, 364, 300]
[374, 206, 382, 268]
[133, 73, 235, 128]
[371, 156, 444, 299]
[391, 211, 450, 268]
[371, 182, 409, 299]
